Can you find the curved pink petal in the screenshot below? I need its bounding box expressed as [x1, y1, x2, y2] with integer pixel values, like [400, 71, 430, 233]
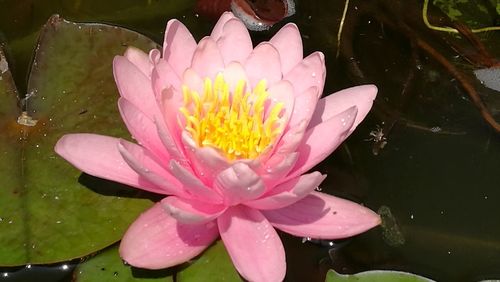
[124, 46, 152, 77]
[191, 37, 225, 79]
[244, 43, 282, 87]
[151, 59, 181, 96]
[258, 152, 298, 188]
[214, 163, 265, 206]
[284, 52, 325, 97]
[269, 23, 303, 75]
[288, 106, 357, 179]
[266, 80, 294, 123]
[218, 206, 286, 282]
[158, 87, 188, 162]
[163, 19, 197, 76]
[309, 84, 378, 131]
[181, 131, 230, 184]
[275, 119, 307, 155]
[161, 196, 226, 224]
[113, 56, 160, 121]
[55, 134, 164, 194]
[246, 172, 326, 210]
[214, 18, 253, 65]
[169, 160, 223, 204]
[263, 192, 381, 239]
[120, 203, 219, 269]
[117, 140, 185, 196]
[287, 86, 319, 129]
[182, 68, 204, 95]
[118, 98, 169, 161]
[210, 11, 237, 40]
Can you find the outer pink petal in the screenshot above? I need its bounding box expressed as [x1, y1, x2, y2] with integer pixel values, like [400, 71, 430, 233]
[214, 18, 253, 65]
[113, 56, 160, 121]
[163, 19, 197, 76]
[124, 46, 152, 77]
[214, 162, 265, 206]
[158, 87, 188, 163]
[218, 206, 286, 282]
[169, 160, 223, 204]
[120, 203, 219, 269]
[246, 172, 326, 210]
[258, 152, 298, 189]
[244, 43, 282, 87]
[117, 140, 185, 196]
[287, 106, 357, 179]
[118, 98, 169, 161]
[55, 134, 164, 194]
[161, 196, 226, 224]
[284, 52, 325, 97]
[269, 23, 303, 74]
[309, 84, 378, 131]
[210, 11, 237, 40]
[151, 59, 181, 96]
[263, 192, 381, 239]
[191, 37, 225, 79]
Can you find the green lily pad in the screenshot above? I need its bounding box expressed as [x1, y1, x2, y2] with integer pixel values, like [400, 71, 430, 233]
[176, 240, 241, 282]
[326, 269, 435, 282]
[75, 245, 173, 282]
[0, 15, 160, 266]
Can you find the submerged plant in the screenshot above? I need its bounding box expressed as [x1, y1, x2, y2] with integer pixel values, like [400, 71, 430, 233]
[55, 12, 380, 282]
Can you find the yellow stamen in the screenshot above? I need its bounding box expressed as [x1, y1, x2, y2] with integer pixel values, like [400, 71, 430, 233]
[179, 74, 284, 160]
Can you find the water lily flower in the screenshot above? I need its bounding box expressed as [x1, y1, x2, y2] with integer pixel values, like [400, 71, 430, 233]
[55, 12, 380, 282]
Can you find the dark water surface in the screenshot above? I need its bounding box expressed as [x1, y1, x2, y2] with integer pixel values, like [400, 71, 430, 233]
[1, 0, 499, 281]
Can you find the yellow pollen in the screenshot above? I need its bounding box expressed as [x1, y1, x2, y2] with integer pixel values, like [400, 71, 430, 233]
[180, 74, 284, 160]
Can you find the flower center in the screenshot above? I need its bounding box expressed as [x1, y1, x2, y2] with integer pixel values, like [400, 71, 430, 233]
[180, 74, 284, 160]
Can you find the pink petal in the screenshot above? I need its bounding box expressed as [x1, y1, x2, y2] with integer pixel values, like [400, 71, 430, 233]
[210, 11, 238, 40]
[214, 18, 253, 65]
[222, 61, 250, 92]
[113, 56, 160, 121]
[309, 84, 378, 131]
[266, 80, 294, 124]
[182, 68, 204, 95]
[191, 37, 225, 79]
[155, 116, 187, 166]
[55, 134, 164, 194]
[214, 163, 265, 206]
[263, 192, 381, 239]
[117, 140, 185, 196]
[284, 52, 325, 97]
[163, 19, 197, 77]
[269, 23, 303, 75]
[118, 98, 169, 161]
[258, 152, 298, 188]
[246, 172, 326, 210]
[288, 106, 357, 179]
[169, 160, 223, 204]
[161, 196, 226, 224]
[124, 46, 152, 77]
[151, 59, 181, 96]
[275, 119, 307, 154]
[120, 203, 219, 269]
[157, 87, 188, 163]
[244, 43, 282, 87]
[287, 86, 319, 129]
[181, 131, 230, 184]
[218, 206, 286, 282]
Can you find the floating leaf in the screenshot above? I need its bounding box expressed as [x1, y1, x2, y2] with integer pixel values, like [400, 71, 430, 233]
[176, 240, 241, 282]
[326, 269, 435, 282]
[0, 15, 160, 266]
[74, 245, 173, 282]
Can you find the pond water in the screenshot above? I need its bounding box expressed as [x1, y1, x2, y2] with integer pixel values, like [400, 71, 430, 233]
[0, 0, 499, 281]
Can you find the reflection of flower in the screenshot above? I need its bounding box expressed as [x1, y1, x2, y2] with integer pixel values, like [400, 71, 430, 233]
[55, 12, 380, 282]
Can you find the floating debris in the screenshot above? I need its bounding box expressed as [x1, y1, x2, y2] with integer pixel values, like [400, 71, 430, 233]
[378, 205, 405, 247]
[17, 111, 38, 127]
